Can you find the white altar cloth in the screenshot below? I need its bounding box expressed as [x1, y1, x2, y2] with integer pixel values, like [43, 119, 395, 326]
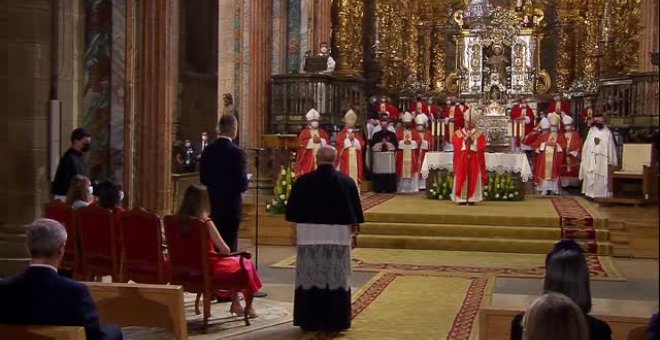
[420, 152, 533, 182]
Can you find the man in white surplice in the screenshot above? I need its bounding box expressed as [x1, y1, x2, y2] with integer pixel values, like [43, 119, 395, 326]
[579, 114, 618, 198]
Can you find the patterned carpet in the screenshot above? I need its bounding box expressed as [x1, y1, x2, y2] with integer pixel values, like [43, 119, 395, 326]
[311, 272, 493, 340]
[551, 197, 600, 254]
[360, 193, 396, 211]
[271, 248, 625, 281]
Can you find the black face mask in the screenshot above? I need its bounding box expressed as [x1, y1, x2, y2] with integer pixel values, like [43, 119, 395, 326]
[403, 123, 412, 130]
[416, 97, 422, 102]
[81, 143, 91, 153]
[595, 123, 604, 129]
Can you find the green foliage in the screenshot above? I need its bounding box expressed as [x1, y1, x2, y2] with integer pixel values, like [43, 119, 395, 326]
[426, 170, 453, 200]
[425, 170, 523, 201]
[266, 165, 296, 214]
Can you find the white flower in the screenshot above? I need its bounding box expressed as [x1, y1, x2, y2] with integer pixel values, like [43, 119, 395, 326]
[291, 172, 296, 178]
[273, 200, 279, 206]
[509, 193, 514, 198]
[266, 204, 271, 210]
[281, 181, 287, 185]
[438, 195, 443, 199]
[495, 194, 500, 198]
[514, 191, 519, 195]
[279, 194, 286, 200]
[284, 200, 288, 205]
[272, 199, 277, 205]
[281, 170, 286, 175]
[429, 189, 435, 193]
[496, 184, 500, 189]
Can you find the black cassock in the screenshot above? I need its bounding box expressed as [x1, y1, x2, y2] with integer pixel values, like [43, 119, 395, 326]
[286, 164, 364, 332]
[370, 129, 398, 193]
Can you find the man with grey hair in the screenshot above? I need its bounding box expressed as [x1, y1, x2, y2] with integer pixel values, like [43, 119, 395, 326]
[286, 146, 364, 332]
[0, 219, 122, 340]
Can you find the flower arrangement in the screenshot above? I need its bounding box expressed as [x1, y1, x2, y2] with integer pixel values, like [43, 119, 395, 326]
[483, 172, 522, 201]
[266, 165, 296, 214]
[426, 170, 453, 200]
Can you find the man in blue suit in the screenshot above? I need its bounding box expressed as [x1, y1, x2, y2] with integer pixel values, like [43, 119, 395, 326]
[200, 114, 249, 253]
[0, 219, 122, 340]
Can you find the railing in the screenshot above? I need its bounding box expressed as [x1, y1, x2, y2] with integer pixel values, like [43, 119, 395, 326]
[270, 74, 366, 135]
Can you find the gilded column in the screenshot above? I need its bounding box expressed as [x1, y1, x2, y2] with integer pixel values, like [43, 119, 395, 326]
[555, 2, 578, 92]
[248, 0, 272, 146]
[334, 0, 362, 75]
[402, 1, 419, 84]
[637, 0, 659, 72]
[136, 0, 178, 215]
[314, 0, 332, 50]
[581, 0, 602, 82]
[431, 25, 447, 92]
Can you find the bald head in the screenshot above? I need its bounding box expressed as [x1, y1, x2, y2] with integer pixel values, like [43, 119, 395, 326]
[316, 146, 337, 166]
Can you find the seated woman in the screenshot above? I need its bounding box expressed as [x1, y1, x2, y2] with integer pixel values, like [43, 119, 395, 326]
[177, 184, 262, 318]
[66, 175, 94, 210]
[95, 180, 125, 214]
[522, 292, 588, 340]
[510, 240, 612, 340]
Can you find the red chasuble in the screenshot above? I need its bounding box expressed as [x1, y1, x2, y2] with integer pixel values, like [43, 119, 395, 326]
[547, 100, 570, 115]
[375, 102, 401, 121]
[295, 127, 330, 177]
[416, 130, 434, 168]
[561, 130, 582, 178]
[532, 132, 567, 184]
[452, 129, 487, 200]
[510, 104, 536, 146]
[395, 128, 420, 179]
[443, 105, 464, 143]
[408, 101, 429, 116]
[336, 128, 365, 185]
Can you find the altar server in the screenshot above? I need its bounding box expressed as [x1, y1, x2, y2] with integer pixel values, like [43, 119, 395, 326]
[532, 114, 566, 195]
[336, 110, 365, 186]
[396, 112, 420, 193]
[451, 112, 487, 204]
[370, 114, 398, 193]
[443, 98, 464, 151]
[295, 109, 330, 177]
[579, 113, 618, 198]
[561, 115, 583, 187]
[415, 113, 433, 190]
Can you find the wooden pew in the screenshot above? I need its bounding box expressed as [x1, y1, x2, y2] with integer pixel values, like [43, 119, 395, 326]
[0, 325, 86, 340]
[84, 282, 187, 340]
[479, 305, 651, 340]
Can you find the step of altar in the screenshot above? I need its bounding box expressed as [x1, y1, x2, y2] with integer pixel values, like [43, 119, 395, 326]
[360, 222, 610, 241]
[357, 234, 613, 255]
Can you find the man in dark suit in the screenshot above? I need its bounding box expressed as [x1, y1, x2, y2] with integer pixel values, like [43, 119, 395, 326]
[51, 127, 92, 201]
[0, 219, 122, 340]
[200, 115, 249, 253]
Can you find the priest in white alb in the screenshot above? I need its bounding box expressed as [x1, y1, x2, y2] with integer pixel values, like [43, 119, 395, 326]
[579, 114, 618, 198]
[396, 112, 420, 193]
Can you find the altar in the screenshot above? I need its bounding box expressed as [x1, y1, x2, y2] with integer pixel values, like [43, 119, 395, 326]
[421, 152, 532, 201]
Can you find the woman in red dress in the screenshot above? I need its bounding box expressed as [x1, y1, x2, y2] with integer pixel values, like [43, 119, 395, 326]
[177, 184, 262, 318]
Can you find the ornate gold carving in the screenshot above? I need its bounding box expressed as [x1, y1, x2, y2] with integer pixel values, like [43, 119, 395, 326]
[536, 70, 551, 94]
[601, 0, 641, 77]
[446, 71, 459, 95]
[335, 0, 363, 75]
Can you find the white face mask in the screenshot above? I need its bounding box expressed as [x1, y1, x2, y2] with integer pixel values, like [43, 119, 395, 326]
[550, 127, 559, 133]
[320, 47, 328, 54]
[119, 190, 125, 202]
[87, 186, 94, 196]
[416, 125, 425, 131]
[310, 121, 319, 129]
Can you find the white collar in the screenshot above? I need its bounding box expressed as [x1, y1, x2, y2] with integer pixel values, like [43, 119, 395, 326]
[29, 263, 58, 273]
[218, 135, 233, 142]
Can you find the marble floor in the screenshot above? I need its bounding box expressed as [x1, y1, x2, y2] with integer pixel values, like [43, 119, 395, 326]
[222, 239, 659, 340]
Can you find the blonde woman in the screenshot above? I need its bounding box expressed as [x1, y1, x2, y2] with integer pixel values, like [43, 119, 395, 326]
[522, 292, 589, 340]
[65, 175, 93, 210]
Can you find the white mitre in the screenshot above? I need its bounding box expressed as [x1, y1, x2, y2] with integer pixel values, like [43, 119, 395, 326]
[401, 111, 414, 123]
[562, 115, 573, 126]
[539, 117, 550, 130]
[414, 113, 428, 125]
[306, 108, 320, 121]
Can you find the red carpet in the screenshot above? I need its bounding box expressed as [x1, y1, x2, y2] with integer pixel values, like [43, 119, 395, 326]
[551, 197, 599, 254]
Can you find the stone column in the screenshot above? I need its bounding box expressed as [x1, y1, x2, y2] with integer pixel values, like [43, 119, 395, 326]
[637, 0, 659, 72]
[314, 0, 332, 51]
[1, 1, 54, 275]
[247, 0, 272, 147]
[135, 0, 179, 215]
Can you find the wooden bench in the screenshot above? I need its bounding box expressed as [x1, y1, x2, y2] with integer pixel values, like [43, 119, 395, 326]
[0, 325, 86, 340]
[84, 282, 187, 340]
[479, 305, 651, 340]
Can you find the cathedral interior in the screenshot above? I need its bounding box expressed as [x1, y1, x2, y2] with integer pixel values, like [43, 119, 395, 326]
[1, 0, 659, 339]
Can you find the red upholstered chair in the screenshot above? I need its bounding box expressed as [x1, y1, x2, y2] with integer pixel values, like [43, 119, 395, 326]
[163, 215, 253, 330]
[119, 207, 170, 283]
[43, 201, 80, 276]
[76, 204, 120, 281]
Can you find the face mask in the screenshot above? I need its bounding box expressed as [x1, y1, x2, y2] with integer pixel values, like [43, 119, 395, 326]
[81, 143, 91, 153]
[595, 122, 604, 129]
[87, 186, 94, 196]
[310, 121, 319, 129]
[550, 127, 558, 133]
[554, 97, 560, 102]
[416, 125, 424, 131]
[202, 136, 208, 141]
[119, 191, 125, 202]
[320, 47, 328, 54]
[185, 143, 191, 148]
[416, 97, 422, 102]
[403, 123, 412, 130]
[446, 101, 451, 105]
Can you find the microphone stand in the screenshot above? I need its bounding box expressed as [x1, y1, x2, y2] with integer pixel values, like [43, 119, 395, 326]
[252, 148, 268, 298]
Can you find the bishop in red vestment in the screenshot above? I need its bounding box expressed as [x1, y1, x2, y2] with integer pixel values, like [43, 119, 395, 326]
[295, 109, 330, 177]
[560, 115, 582, 187]
[451, 117, 487, 204]
[408, 94, 429, 117]
[443, 99, 463, 151]
[547, 94, 571, 116]
[375, 97, 400, 121]
[336, 110, 365, 186]
[532, 114, 566, 195]
[396, 112, 420, 193]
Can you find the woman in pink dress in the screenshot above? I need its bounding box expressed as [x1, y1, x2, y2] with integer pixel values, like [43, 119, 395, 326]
[177, 184, 262, 318]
